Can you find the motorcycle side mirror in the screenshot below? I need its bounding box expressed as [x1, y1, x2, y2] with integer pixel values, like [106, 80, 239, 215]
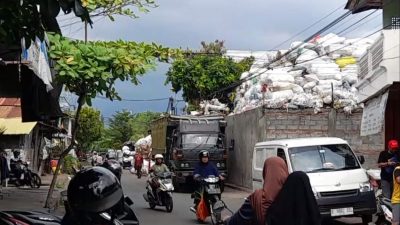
[358, 155, 365, 165]
[124, 196, 134, 206]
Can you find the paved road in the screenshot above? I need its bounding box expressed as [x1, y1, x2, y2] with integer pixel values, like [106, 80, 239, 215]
[120, 171, 368, 225]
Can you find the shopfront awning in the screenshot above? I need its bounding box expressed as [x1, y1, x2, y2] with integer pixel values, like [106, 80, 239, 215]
[0, 118, 37, 135]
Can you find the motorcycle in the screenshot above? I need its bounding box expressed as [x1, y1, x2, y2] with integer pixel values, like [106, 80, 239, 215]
[134, 154, 144, 179]
[61, 191, 140, 225]
[0, 210, 132, 225]
[191, 175, 230, 225]
[8, 160, 41, 188]
[367, 169, 391, 225]
[143, 172, 174, 212]
[122, 154, 134, 169]
[375, 193, 392, 225]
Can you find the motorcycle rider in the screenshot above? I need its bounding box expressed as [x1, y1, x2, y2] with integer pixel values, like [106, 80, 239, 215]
[102, 159, 123, 181]
[134, 152, 144, 176]
[190, 150, 224, 212]
[148, 154, 170, 200]
[91, 151, 103, 166]
[62, 167, 125, 225]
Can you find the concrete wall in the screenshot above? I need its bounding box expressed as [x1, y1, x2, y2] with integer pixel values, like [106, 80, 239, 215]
[226, 107, 384, 189]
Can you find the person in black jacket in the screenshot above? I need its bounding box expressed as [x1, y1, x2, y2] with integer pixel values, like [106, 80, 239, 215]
[266, 171, 321, 225]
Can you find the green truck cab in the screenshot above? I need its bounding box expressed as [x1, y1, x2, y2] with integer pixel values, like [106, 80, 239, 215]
[151, 115, 227, 190]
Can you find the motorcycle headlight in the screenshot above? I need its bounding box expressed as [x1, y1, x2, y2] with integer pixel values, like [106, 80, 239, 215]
[216, 163, 221, 168]
[221, 163, 225, 168]
[185, 163, 189, 167]
[360, 182, 373, 192]
[180, 163, 185, 167]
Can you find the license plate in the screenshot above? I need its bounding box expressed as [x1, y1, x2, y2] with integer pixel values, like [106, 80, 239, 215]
[331, 207, 353, 217]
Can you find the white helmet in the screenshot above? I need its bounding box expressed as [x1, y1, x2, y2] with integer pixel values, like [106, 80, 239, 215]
[122, 146, 130, 151]
[155, 154, 163, 159]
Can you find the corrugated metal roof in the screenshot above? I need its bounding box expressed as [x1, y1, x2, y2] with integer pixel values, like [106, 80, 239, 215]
[345, 0, 382, 13]
[0, 118, 37, 135]
[0, 98, 22, 118]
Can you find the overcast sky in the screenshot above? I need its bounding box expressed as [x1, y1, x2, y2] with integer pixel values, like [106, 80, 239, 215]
[58, 0, 382, 118]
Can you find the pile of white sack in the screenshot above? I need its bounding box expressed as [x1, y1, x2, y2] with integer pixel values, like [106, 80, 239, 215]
[135, 135, 152, 149]
[231, 33, 374, 114]
[200, 99, 230, 115]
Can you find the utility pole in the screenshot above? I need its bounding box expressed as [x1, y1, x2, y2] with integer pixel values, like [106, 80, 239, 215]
[84, 21, 88, 43]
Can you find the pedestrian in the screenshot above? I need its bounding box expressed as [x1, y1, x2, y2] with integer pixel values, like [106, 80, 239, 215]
[265, 171, 321, 225]
[378, 139, 399, 198]
[224, 157, 288, 225]
[392, 164, 400, 225]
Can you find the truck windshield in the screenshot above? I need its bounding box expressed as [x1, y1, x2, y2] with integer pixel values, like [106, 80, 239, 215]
[182, 134, 218, 148]
[288, 144, 360, 173]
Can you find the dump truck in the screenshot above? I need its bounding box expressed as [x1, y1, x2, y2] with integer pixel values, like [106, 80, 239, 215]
[151, 115, 227, 189]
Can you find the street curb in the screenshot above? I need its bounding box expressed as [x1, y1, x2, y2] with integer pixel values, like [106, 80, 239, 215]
[225, 183, 252, 193]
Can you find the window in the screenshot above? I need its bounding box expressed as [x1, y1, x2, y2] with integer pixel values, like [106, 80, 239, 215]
[181, 134, 218, 148]
[288, 144, 360, 173]
[277, 148, 286, 163]
[254, 149, 265, 170]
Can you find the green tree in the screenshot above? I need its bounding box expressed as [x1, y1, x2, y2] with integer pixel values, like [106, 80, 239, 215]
[106, 110, 134, 147]
[0, 0, 156, 46]
[44, 34, 180, 207]
[130, 111, 161, 140]
[165, 40, 254, 107]
[76, 107, 104, 152]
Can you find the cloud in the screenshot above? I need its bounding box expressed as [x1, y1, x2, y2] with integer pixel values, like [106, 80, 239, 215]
[60, 0, 382, 117]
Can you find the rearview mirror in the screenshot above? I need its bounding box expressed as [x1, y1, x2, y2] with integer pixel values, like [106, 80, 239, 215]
[358, 155, 365, 165]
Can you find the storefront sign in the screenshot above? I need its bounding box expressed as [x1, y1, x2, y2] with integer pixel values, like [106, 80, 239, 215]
[360, 92, 389, 136]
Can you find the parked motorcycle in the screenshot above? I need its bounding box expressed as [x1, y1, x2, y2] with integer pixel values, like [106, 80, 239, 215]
[8, 160, 41, 188]
[191, 175, 230, 225]
[143, 172, 174, 212]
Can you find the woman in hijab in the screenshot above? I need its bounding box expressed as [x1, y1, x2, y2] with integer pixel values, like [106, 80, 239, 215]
[224, 157, 289, 225]
[266, 171, 321, 225]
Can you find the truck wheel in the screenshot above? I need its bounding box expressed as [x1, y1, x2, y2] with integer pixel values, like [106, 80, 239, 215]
[361, 215, 372, 225]
[172, 178, 181, 192]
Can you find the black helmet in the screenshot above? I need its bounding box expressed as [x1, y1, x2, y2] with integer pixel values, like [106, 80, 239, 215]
[102, 159, 122, 181]
[199, 150, 209, 159]
[67, 167, 123, 213]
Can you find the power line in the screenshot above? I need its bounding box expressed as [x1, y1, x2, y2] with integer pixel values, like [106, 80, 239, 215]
[207, 11, 353, 97]
[96, 96, 170, 102]
[270, 3, 346, 50]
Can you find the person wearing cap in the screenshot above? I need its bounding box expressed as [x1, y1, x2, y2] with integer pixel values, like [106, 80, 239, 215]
[378, 139, 399, 198]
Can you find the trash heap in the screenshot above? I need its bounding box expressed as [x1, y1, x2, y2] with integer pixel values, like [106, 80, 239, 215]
[135, 135, 152, 158]
[232, 33, 374, 114]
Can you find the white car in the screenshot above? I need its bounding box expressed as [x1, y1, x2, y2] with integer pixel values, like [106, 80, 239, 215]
[252, 137, 376, 225]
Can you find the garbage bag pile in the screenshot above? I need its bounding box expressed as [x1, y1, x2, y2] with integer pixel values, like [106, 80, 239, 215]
[200, 99, 230, 115]
[232, 33, 374, 114]
[135, 135, 152, 158]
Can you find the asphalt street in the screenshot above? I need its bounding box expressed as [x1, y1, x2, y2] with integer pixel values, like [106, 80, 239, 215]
[120, 171, 369, 225]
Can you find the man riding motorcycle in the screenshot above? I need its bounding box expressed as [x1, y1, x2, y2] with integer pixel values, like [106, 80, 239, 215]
[147, 154, 170, 198]
[190, 150, 224, 212]
[102, 158, 123, 181]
